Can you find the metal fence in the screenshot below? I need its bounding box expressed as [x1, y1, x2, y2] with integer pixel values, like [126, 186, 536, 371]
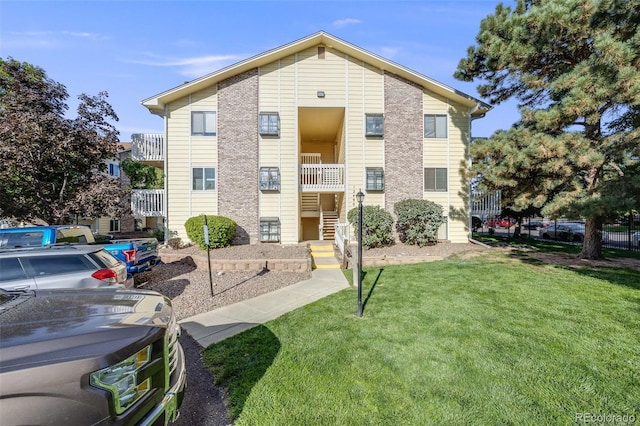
[475, 215, 640, 253]
[602, 215, 640, 252]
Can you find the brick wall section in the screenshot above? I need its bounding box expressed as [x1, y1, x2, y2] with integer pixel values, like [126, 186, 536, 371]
[384, 72, 424, 215]
[218, 69, 259, 244]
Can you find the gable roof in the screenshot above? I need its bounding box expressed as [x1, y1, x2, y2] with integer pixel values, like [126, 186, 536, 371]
[141, 31, 491, 117]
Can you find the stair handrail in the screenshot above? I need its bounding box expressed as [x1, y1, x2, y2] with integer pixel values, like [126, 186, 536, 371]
[334, 222, 349, 257]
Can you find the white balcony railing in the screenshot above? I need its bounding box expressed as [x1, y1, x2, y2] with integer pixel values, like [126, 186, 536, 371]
[299, 164, 345, 192]
[131, 189, 165, 217]
[131, 133, 164, 162]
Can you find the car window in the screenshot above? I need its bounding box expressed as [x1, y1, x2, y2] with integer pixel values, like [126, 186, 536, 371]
[0, 258, 28, 282]
[24, 255, 95, 277]
[0, 232, 44, 248]
[89, 250, 121, 268]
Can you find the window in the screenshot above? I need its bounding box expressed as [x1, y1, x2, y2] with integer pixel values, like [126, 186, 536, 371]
[109, 163, 120, 177]
[259, 112, 279, 136]
[424, 114, 447, 138]
[192, 167, 216, 191]
[0, 258, 27, 282]
[28, 255, 94, 276]
[365, 114, 384, 137]
[424, 168, 448, 192]
[366, 167, 384, 191]
[191, 111, 216, 136]
[259, 167, 280, 191]
[260, 217, 280, 242]
[109, 219, 120, 233]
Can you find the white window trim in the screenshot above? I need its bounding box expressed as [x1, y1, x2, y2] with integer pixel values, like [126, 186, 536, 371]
[192, 167, 216, 191]
[191, 111, 217, 136]
[424, 167, 448, 192]
[424, 113, 448, 139]
[109, 218, 121, 233]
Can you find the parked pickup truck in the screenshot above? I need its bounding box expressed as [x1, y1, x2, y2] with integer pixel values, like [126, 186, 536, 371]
[0, 225, 159, 275]
[0, 287, 186, 425]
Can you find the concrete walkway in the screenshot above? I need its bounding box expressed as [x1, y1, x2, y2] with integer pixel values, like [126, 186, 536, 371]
[179, 267, 350, 347]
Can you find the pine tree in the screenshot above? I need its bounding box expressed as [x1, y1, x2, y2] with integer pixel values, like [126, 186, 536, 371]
[456, 0, 640, 259]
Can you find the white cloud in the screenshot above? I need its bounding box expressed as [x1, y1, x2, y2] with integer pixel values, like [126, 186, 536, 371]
[332, 18, 362, 29]
[2, 30, 107, 48]
[122, 53, 242, 78]
[61, 31, 105, 40]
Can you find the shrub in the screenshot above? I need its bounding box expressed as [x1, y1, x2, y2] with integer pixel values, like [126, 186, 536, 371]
[184, 215, 236, 249]
[394, 199, 445, 246]
[149, 227, 165, 242]
[167, 237, 183, 249]
[347, 205, 394, 249]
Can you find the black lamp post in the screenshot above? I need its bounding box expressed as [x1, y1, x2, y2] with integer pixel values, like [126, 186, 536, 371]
[356, 190, 365, 318]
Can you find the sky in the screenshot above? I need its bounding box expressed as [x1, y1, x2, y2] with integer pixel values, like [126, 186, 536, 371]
[0, 0, 521, 141]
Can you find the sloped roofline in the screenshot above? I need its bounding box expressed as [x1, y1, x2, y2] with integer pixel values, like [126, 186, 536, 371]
[141, 31, 491, 116]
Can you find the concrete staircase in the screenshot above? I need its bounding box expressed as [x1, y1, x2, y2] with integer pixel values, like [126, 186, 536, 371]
[309, 241, 340, 269]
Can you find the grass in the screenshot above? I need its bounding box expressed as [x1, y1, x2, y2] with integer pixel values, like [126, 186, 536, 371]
[473, 233, 640, 260]
[202, 249, 640, 425]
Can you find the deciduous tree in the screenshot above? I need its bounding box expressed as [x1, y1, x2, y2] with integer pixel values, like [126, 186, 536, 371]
[456, 0, 640, 258]
[0, 58, 130, 224]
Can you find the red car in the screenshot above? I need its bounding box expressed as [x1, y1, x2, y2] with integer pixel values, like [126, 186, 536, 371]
[485, 218, 514, 228]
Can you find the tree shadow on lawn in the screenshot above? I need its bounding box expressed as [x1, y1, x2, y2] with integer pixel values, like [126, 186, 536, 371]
[571, 267, 640, 291]
[201, 325, 281, 420]
[507, 249, 640, 291]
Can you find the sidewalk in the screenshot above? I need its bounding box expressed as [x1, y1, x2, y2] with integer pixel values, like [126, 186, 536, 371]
[179, 268, 350, 347]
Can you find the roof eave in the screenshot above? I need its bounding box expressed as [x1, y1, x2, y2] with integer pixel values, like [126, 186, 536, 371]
[141, 31, 492, 116]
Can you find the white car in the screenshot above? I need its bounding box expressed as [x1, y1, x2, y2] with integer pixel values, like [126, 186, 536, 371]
[632, 231, 640, 248]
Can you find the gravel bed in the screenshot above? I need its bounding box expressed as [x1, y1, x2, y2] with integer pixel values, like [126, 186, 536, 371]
[141, 241, 488, 320]
[139, 244, 312, 320]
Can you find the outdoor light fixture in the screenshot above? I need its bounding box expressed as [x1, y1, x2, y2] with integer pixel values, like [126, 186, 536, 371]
[317, 91, 325, 98]
[356, 190, 365, 317]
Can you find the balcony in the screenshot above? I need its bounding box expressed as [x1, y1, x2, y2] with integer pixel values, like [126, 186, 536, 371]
[131, 133, 164, 163]
[131, 189, 165, 217]
[300, 164, 345, 192]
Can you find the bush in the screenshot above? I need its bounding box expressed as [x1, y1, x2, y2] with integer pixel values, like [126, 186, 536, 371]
[347, 205, 394, 249]
[394, 199, 445, 246]
[184, 215, 236, 249]
[149, 227, 165, 242]
[167, 237, 184, 249]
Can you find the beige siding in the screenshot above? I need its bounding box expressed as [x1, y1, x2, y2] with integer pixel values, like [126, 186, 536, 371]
[258, 62, 282, 220]
[166, 87, 219, 242]
[297, 47, 346, 106]
[345, 58, 385, 214]
[447, 102, 470, 243]
[423, 88, 470, 243]
[362, 63, 385, 208]
[269, 55, 298, 243]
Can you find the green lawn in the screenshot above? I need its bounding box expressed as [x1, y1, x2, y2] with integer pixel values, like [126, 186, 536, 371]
[203, 250, 640, 425]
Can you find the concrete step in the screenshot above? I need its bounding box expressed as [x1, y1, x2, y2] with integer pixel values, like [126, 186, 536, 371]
[309, 242, 340, 269]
